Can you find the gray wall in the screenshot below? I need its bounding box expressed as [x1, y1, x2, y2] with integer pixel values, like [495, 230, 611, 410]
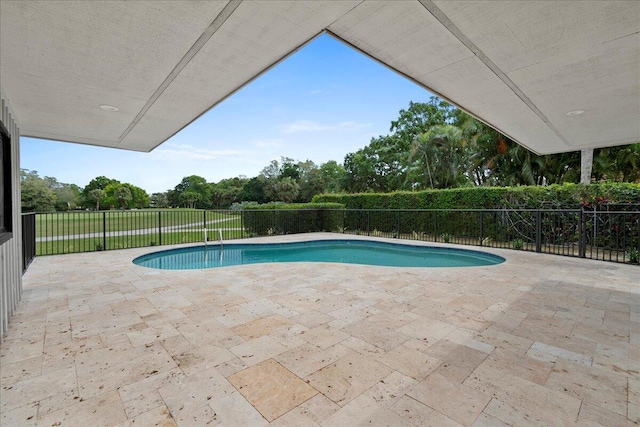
[1, 87, 22, 340]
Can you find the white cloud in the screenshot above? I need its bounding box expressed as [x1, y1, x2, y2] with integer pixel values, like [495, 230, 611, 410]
[152, 143, 250, 161]
[253, 138, 284, 148]
[280, 120, 371, 134]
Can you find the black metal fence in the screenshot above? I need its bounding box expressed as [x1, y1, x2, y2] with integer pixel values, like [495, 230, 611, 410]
[21, 212, 36, 272]
[333, 209, 639, 264]
[22, 207, 640, 267]
[29, 209, 244, 256]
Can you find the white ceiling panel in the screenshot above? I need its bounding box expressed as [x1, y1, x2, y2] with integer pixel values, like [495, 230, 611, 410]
[120, 1, 361, 150]
[1, 0, 638, 154]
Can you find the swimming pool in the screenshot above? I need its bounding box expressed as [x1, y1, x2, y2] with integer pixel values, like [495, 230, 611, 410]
[133, 239, 505, 270]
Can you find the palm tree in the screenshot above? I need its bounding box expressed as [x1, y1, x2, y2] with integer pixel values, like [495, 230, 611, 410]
[89, 189, 106, 211]
[592, 143, 640, 182]
[410, 124, 469, 189]
[268, 177, 300, 203]
[114, 186, 132, 210]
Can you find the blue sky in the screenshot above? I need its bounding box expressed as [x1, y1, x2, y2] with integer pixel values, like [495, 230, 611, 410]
[21, 34, 434, 194]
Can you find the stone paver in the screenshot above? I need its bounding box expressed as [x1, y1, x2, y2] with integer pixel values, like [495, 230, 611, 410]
[1, 233, 638, 426]
[228, 359, 316, 421]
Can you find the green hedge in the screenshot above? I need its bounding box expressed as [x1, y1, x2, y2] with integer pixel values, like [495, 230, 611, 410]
[312, 183, 640, 209]
[242, 203, 345, 236]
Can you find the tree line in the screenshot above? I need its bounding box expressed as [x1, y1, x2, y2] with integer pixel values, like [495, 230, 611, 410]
[22, 97, 639, 212]
[343, 97, 639, 192]
[21, 171, 149, 212]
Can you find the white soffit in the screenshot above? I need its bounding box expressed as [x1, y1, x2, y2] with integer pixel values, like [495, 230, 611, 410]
[1, 0, 639, 155]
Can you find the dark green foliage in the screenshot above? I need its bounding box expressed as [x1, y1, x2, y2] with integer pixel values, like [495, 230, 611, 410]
[21, 170, 57, 212]
[211, 176, 249, 208]
[242, 203, 345, 236]
[169, 175, 213, 209]
[82, 176, 119, 208]
[313, 183, 640, 210]
[313, 184, 639, 259]
[237, 177, 269, 204]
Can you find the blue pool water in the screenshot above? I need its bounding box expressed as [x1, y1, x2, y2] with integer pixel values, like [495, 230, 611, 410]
[133, 240, 505, 270]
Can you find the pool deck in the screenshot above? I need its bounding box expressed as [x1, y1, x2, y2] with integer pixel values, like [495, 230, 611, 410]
[1, 233, 638, 426]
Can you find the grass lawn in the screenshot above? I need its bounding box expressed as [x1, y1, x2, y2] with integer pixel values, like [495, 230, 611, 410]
[36, 229, 248, 255]
[35, 209, 241, 238]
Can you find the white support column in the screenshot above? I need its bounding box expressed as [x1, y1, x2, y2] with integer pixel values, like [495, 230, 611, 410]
[580, 149, 593, 185]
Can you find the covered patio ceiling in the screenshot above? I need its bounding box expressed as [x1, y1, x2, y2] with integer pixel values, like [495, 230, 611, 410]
[1, 1, 639, 154]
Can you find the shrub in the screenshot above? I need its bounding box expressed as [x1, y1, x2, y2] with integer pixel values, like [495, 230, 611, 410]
[312, 183, 640, 210]
[512, 239, 524, 250]
[230, 201, 258, 211]
[242, 203, 344, 236]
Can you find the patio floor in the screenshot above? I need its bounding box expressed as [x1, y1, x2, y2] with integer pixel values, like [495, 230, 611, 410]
[1, 233, 638, 426]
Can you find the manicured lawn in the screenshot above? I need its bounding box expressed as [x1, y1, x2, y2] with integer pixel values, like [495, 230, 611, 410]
[34, 209, 246, 255]
[36, 229, 248, 255]
[35, 209, 241, 238]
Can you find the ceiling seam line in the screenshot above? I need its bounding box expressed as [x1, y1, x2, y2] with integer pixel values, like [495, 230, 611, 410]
[145, 30, 327, 153]
[117, 0, 243, 144]
[418, 0, 570, 146]
[324, 0, 366, 29]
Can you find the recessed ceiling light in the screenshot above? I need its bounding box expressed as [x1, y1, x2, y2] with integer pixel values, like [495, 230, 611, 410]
[99, 104, 119, 112]
[566, 110, 585, 117]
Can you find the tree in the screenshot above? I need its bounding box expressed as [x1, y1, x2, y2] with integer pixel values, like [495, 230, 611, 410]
[410, 124, 470, 189]
[592, 143, 640, 182]
[319, 160, 346, 193]
[82, 176, 119, 207]
[211, 177, 248, 208]
[53, 183, 81, 211]
[89, 189, 106, 211]
[179, 190, 201, 209]
[100, 181, 148, 209]
[170, 175, 213, 209]
[341, 98, 455, 193]
[114, 185, 132, 209]
[238, 177, 269, 204]
[121, 183, 150, 209]
[266, 177, 300, 203]
[279, 157, 301, 180]
[390, 98, 457, 144]
[259, 157, 302, 202]
[343, 149, 383, 193]
[150, 192, 169, 208]
[20, 169, 56, 212]
[260, 159, 281, 181]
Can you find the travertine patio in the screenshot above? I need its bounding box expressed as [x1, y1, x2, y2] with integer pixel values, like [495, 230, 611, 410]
[1, 234, 638, 426]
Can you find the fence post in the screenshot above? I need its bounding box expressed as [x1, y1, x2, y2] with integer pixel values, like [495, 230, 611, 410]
[102, 212, 107, 251]
[434, 213, 437, 242]
[396, 211, 401, 238]
[21, 213, 36, 272]
[535, 210, 542, 253]
[637, 215, 640, 263]
[367, 211, 371, 236]
[578, 209, 586, 258]
[158, 211, 162, 246]
[479, 211, 484, 246]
